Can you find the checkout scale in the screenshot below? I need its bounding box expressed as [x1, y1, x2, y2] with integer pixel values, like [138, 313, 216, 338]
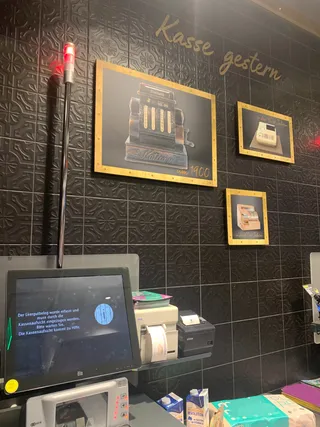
[0, 259, 215, 427]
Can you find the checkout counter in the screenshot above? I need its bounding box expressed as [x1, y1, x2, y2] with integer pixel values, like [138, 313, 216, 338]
[0, 263, 214, 427]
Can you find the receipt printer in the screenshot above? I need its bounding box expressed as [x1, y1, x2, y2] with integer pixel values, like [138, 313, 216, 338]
[177, 310, 215, 357]
[134, 305, 178, 363]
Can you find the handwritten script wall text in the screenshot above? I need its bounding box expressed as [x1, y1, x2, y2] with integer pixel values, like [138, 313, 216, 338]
[156, 15, 282, 81]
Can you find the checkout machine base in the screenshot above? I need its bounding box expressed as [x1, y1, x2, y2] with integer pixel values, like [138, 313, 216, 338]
[0, 390, 182, 427]
[0, 374, 182, 427]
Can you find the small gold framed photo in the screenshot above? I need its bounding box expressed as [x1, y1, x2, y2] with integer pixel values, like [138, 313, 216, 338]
[226, 188, 269, 246]
[238, 102, 294, 164]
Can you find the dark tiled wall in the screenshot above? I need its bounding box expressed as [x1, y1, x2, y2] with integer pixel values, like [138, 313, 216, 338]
[1, 0, 320, 401]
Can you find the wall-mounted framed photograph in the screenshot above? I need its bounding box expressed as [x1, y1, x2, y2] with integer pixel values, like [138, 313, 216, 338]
[238, 102, 294, 164]
[95, 61, 217, 187]
[226, 188, 269, 246]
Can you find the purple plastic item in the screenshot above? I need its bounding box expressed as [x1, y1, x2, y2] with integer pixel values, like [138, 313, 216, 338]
[283, 383, 320, 408]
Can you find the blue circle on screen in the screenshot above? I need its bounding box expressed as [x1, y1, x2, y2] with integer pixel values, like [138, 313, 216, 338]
[94, 304, 114, 325]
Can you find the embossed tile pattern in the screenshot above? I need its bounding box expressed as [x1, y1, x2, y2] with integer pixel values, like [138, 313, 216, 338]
[0, 0, 319, 398]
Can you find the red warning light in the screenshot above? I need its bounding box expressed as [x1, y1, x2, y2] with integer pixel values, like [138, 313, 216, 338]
[63, 43, 75, 66]
[63, 42, 75, 83]
[314, 135, 320, 148]
[65, 45, 74, 55]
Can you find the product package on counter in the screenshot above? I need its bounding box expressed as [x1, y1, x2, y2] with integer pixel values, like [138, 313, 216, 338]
[157, 392, 184, 423]
[209, 394, 315, 427]
[187, 389, 209, 427]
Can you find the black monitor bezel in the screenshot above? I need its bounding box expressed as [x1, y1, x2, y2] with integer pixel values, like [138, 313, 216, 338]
[4, 267, 141, 395]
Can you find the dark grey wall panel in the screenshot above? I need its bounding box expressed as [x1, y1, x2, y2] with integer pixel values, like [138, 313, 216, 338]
[0, 0, 320, 400]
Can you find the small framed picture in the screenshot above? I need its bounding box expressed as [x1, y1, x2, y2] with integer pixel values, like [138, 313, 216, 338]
[238, 102, 294, 164]
[226, 188, 269, 246]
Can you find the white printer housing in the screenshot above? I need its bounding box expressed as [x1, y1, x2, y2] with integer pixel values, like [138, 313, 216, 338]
[135, 305, 178, 363]
[256, 121, 277, 147]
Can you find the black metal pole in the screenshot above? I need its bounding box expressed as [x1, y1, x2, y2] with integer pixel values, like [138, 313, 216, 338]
[57, 43, 75, 269]
[57, 82, 72, 269]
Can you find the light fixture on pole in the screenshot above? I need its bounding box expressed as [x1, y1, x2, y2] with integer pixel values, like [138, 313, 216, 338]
[57, 42, 75, 269]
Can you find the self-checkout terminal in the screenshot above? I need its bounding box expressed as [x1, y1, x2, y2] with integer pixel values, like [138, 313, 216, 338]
[0, 260, 215, 427]
[2, 266, 141, 427]
[0, 41, 214, 427]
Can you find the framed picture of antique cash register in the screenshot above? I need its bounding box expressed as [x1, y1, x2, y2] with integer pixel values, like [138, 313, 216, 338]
[226, 188, 269, 245]
[238, 102, 294, 164]
[95, 61, 217, 187]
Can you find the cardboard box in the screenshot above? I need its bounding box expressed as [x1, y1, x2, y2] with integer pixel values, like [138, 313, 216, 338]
[210, 394, 315, 427]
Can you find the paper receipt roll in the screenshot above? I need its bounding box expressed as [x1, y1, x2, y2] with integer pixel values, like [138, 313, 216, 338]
[148, 325, 168, 362]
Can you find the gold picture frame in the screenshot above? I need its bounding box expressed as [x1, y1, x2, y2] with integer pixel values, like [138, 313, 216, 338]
[95, 61, 217, 187]
[238, 101, 294, 164]
[226, 188, 269, 246]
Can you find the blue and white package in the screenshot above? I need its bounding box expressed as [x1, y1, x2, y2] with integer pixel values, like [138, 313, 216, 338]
[187, 389, 209, 427]
[157, 392, 184, 423]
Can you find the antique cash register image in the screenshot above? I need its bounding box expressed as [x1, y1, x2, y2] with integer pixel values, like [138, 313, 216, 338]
[249, 121, 283, 155]
[226, 189, 269, 246]
[94, 61, 217, 187]
[237, 204, 261, 231]
[238, 101, 294, 164]
[256, 122, 277, 147]
[126, 83, 195, 170]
